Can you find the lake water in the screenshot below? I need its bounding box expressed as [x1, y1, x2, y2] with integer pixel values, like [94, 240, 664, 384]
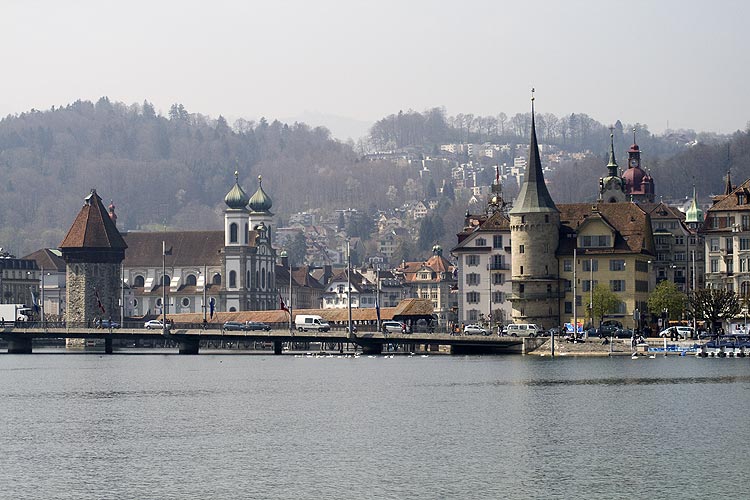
[1, 351, 748, 499]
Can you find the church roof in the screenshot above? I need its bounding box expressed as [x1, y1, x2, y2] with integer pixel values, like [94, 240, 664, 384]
[224, 171, 250, 210]
[121, 231, 228, 267]
[60, 190, 128, 250]
[685, 186, 704, 224]
[248, 175, 273, 213]
[509, 96, 558, 214]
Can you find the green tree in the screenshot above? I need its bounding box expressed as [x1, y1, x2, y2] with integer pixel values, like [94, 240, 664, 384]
[688, 288, 741, 332]
[647, 280, 686, 320]
[591, 284, 619, 326]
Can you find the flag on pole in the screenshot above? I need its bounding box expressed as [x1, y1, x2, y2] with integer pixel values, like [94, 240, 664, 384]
[94, 287, 106, 314]
[163, 243, 173, 256]
[279, 293, 289, 314]
[209, 297, 215, 319]
[30, 289, 40, 313]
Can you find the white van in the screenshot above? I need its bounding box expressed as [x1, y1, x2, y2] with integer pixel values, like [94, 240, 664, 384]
[505, 324, 543, 337]
[295, 314, 331, 332]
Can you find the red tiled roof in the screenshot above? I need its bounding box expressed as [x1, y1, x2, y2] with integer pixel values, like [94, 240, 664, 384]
[60, 190, 127, 250]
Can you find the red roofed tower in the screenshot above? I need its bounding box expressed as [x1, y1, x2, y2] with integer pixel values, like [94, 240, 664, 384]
[60, 189, 127, 325]
[622, 128, 655, 203]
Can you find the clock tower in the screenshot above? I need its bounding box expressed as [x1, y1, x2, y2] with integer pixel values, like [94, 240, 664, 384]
[622, 128, 655, 203]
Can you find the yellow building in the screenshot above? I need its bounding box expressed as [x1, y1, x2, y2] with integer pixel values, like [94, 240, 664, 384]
[557, 203, 654, 330]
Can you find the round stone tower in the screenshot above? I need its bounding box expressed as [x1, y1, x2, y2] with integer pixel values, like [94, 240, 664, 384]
[509, 95, 560, 329]
[59, 190, 127, 326]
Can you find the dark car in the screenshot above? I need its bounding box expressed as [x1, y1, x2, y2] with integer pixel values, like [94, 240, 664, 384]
[223, 321, 245, 331]
[614, 327, 634, 338]
[245, 321, 271, 331]
[599, 320, 623, 337]
[97, 319, 120, 329]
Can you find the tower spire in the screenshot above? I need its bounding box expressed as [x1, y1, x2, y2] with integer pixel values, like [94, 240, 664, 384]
[607, 126, 618, 177]
[509, 89, 558, 214]
[725, 171, 733, 195]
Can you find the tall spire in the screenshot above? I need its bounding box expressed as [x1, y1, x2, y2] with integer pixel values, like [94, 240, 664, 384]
[685, 184, 703, 224]
[724, 171, 733, 195]
[509, 89, 558, 214]
[606, 127, 618, 177]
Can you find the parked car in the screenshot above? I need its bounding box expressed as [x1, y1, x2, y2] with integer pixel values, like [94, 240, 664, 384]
[223, 321, 245, 331]
[245, 321, 271, 331]
[97, 319, 120, 329]
[144, 319, 170, 330]
[614, 327, 634, 338]
[599, 320, 623, 337]
[464, 324, 489, 335]
[659, 326, 694, 339]
[505, 323, 542, 337]
[382, 321, 409, 334]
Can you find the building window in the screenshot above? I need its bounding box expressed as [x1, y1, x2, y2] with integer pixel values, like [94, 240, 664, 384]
[476, 238, 486, 247]
[466, 255, 479, 267]
[583, 260, 598, 272]
[493, 273, 504, 285]
[244, 223, 249, 244]
[564, 279, 572, 292]
[493, 235, 503, 248]
[636, 261, 649, 273]
[521, 216, 526, 224]
[213, 273, 222, 285]
[468, 309, 479, 321]
[185, 274, 197, 286]
[247, 271, 251, 288]
[492, 254, 504, 270]
[229, 271, 237, 288]
[161, 275, 170, 286]
[610, 280, 625, 292]
[635, 280, 649, 292]
[520, 265, 523, 275]
[609, 260, 625, 271]
[466, 273, 480, 286]
[519, 284, 525, 294]
[741, 281, 750, 297]
[230, 223, 238, 243]
[582, 280, 598, 292]
[710, 258, 719, 273]
[492, 291, 504, 303]
[181, 297, 190, 307]
[466, 292, 480, 303]
[710, 239, 719, 252]
[726, 237, 734, 253]
[564, 301, 572, 314]
[519, 245, 525, 254]
[563, 260, 572, 272]
[134, 275, 145, 287]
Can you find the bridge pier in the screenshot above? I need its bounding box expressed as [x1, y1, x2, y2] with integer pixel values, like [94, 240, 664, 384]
[361, 343, 382, 355]
[8, 336, 33, 354]
[273, 341, 283, 355]
[105, 338, 113, 354]
[178, 338, 200, 355]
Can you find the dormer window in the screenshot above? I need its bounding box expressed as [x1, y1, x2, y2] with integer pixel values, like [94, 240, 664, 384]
[739, 193, 745, 205]
[580, 235, 611, 248]
[476, 238, 486, 247]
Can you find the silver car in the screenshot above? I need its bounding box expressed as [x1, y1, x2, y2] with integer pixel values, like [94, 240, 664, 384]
[463, 324, 488, 335]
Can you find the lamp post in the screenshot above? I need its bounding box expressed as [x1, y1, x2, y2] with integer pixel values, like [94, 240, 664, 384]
[347, 238, 353, 342]
[162, 240, 167, 335]
[40, 266, 45, 329]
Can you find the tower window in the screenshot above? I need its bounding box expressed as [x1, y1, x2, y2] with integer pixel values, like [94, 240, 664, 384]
[229, 270, 237, 288]
[134, 275, 145, 287]
[230, 223, 238, 243]
[519, 245, 525, 254]
[244, 223, 249, 244]
[185, 274, 197, 286]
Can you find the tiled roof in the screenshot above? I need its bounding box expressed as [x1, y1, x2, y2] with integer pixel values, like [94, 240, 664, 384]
[60, 190, 128, 250]
[557, 202, 653, 256]
[706, 178, 750, 212]
[640, 202, 686, 221]
[122, 231, 225, 267]
[22, 248, 66, 272]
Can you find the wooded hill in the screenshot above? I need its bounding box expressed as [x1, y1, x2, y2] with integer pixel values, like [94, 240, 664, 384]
[1, 98, 748, 259]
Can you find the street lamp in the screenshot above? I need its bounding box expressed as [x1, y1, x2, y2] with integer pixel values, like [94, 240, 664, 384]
[346, 238, 353, 342]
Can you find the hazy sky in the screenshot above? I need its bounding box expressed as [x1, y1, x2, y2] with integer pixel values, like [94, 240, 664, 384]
[2, 0, 748, 139]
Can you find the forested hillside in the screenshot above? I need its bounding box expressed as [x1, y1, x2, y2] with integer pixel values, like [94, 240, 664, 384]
[0, 99, 423, 255]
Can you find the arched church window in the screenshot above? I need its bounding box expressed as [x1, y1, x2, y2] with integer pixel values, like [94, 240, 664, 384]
[213, 273, 222, 285]
[230, 223, 238, 243]
[246, 271, 251, 288]
[229, 270, 237, 288]
[185, 274, 197, 286]
[244, 223, 249, 245]
[162, 275, 170, 286]
[261, 269, 266, 289]
[134, 275, 145, 287]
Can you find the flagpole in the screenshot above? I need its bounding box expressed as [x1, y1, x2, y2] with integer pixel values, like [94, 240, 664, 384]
[376, 266, 381, 332]
[40, 265, 45, 329]
[203, 263, 208, 324]
[347, 238, 353, 339]
[120, 262, 125, 328]
[289, 255, 293, 334]
[162, 240, 167, 335]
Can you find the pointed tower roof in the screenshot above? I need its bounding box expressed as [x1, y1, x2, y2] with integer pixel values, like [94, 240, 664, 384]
[685, 185, 703, 224]
[724, 171, 733, 195]
[60, 190, 127, 250]
[509, 91, 558, 214]
[248, 174, 273, 214]
[224, 170, 250, 209]
[606, 129, 618, 177]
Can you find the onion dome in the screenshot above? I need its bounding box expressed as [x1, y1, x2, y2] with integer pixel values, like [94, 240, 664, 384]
[224, 171, 250, 209]
[248, 175, 273, 213]
[685, 185, 703, 224]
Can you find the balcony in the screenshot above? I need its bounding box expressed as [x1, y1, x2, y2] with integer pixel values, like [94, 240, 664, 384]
[490, 263, 510, 270]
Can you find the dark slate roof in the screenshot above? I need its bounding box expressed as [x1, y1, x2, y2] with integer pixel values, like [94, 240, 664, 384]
[557, 202, 653, 256]
[59, 190, 128, 250]
[122, 231, 225, 267]
[707, 178, 750, 213]
[509, 102, 558, 215]
[21, 248, 66, 272]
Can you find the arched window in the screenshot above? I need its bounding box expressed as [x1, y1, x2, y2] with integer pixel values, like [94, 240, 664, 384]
[181, 297, 190, 307]
[256, 271, 259, 289]
[267, 271, 272, 289]
[185, 274, 197, 286]
[229, 270, 237, 288]
[162, 275, 170, 286]
[230, 223, 238, 243]
[261, 269, 265, 289]
[213, 273, 222, 285]
[229, 306, 237, 312]
[741, 281, 750, 298]
[244, 223, 249, 244]
[134, 275, 145, 287]
[246, 270, 251, 289]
